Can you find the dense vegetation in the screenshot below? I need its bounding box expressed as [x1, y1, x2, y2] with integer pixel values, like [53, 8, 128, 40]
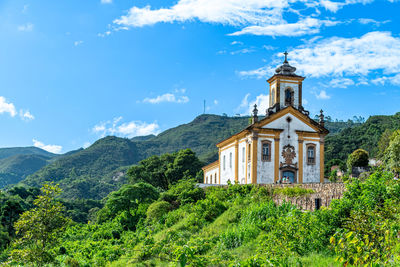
[325, 112, 400, 162]
[2, 168, 399, 266]
[1, 128, 400, 265]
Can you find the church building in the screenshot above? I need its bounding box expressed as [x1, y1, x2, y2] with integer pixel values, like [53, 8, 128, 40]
[202, 53, 329, 184]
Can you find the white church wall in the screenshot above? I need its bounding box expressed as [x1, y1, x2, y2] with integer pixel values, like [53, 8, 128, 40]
[257, 136, 275, 184]
[220, 145, 236, 185]
[238, 139, 247, 184]
[263, 113, 316, 132]
[204, 166, 219, 184]
[303, 141, 321, 183]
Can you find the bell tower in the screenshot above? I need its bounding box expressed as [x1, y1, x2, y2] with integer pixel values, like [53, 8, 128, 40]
[267, 52, 305, 114]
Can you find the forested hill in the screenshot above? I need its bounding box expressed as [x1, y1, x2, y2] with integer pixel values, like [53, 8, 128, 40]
[325, 112, 400, 162]
[0, 147, 58, 188]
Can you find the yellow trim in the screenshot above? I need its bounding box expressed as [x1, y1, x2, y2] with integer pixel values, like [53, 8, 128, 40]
[320, 140, 325, 183]
[298, 132, 303, 184]
[267, 74, 305, 84]
[251, 135, 258, 184]
[255, 106, 324, 133]
[202, 160, 219, 171]
[235, 140, 239, 183]
[295, 131, 320, 138]
[274, 132, 280, 182]
[219, 142, 236, 152]
[216, 130, 250, 148]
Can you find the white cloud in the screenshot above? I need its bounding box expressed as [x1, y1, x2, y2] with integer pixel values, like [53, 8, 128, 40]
[231, 41, 243, 45]
[33, 139, 62, 154]
[143, 93, 189, 104]
[19, 110, 35, 121]
[328, 78, 355, 88]
[230, 48, 255, 55]
[229, 18, 339, 37]
[98, 31, 112, 38]
[358, 18, 390, 26]
[263, 45, 276, 50]
[315, 90, 331, 99]
[18, 22, 34, 32]
[214, 100, 219, 105]
[239, 31, 400, 87]
[236, 93, 269, 115]
[0, 97, 17, 117]
[101, 0, 112, 3]
[112, 0, 379, 37]
[74, 40, 84, 46]
[92, 117, 160, 138]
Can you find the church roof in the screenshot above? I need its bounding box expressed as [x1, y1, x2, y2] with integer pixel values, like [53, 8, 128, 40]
[267, 51, 304, 81]
[216, 106, 329, 148]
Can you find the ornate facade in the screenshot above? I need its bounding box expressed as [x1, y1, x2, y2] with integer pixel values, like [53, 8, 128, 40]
[202, 53, 329, 184]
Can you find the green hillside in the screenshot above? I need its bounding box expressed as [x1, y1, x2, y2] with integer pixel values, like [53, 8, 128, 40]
[0, 146, 56, 160]
[0, 154, 49, 188]
[325, 112, 400, 162]
[22, 136, 140, 199]
[18, 114, 361, 200]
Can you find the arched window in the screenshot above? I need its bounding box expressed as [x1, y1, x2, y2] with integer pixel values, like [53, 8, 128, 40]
[261, 140, 272, 162]
[306, 144, 316, 165]
[223, 155, 226, 170]
[206, 176, 208, 184]
[242, 147, 245, 163]
[285, 87, 294, 106]
[214, 174, 217, 184]
[229, 152, 232, 168]
[248, 144, 251, 161]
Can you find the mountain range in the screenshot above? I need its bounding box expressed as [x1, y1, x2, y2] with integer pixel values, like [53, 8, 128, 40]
[1, 112, 397, 199]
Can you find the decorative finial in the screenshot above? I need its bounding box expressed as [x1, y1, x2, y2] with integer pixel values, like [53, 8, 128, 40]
[252, 104, 259, 124]
[284, 51, 288, 63]
[275, 51, 296, 75]
[319, 109, 325, 127]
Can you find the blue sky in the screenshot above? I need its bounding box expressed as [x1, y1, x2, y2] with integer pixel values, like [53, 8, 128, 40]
[0, 0, 399, 153]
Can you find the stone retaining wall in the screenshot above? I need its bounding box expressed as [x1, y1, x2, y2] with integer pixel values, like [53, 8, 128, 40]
[261, 183, 346, 211]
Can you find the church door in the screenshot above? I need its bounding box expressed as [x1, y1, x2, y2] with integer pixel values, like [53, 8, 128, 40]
[283, 171, 295, 183]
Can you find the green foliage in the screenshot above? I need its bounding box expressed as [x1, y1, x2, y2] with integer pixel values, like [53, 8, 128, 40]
[161, 178, 205, 206]
[97, 182, 159, 227]
[146, 200, 171, 222]
[10, 183, 70, 265]
[325, 112, 400, 162]
[383, 130, 400, 174]
[346, 148, 369, 171]
[128, 149, 203, 190]
[273, 186, 314, 197]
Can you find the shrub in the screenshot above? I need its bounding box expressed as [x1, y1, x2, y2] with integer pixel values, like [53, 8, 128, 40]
[273, 187, 314, 197]
[347, 148, 369, 172]
[146, 201, 171, 222]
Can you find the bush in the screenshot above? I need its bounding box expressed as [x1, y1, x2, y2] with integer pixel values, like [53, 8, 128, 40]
[347, 149, 369, 172]
[146, 201, 171, 222]
[273, 187, 314, 197]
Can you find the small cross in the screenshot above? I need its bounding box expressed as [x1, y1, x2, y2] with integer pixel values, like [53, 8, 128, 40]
[283, 51, 288, 63]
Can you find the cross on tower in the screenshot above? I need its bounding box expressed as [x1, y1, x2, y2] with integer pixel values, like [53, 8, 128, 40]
[283, 51, 288, 63]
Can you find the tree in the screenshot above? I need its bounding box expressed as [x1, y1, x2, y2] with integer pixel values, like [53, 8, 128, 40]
[383, 132, 400, 174]
[10, 183, 70, 265]
[97, 182, 159, 228]
[128, 149, 203, 190]
[347, 149, 369, 172]
[377, 129, 396, 159]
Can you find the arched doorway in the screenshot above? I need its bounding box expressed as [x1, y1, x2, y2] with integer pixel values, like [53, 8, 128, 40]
[282, 170, 295, 183]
